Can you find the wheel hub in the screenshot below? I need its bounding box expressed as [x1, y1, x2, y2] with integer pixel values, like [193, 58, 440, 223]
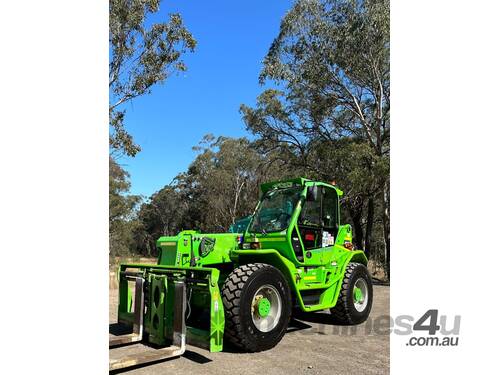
[257, 297, 271, 317]
[354, 286, 363, 303]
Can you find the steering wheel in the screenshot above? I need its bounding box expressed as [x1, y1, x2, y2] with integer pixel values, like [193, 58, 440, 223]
[277, 211, 291, 224]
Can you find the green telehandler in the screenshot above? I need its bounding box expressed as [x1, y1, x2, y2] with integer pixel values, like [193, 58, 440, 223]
[109, 178, 372, 370]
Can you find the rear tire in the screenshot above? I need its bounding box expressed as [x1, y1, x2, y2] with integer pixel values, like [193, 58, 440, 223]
[221, 263, 291, 352]
[330, 262, 373, 324]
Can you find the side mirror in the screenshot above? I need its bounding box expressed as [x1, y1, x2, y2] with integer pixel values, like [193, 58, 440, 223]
[306, 185, 318, 201]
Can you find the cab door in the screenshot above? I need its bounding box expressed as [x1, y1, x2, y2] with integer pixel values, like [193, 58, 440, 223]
[296, 185, 338, 265]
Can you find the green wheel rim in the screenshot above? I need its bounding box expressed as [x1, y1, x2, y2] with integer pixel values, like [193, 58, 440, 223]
[353, 278, 368, 312]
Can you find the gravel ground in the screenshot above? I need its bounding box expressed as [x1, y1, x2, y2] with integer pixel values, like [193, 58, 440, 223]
[109, 285, 389, 375]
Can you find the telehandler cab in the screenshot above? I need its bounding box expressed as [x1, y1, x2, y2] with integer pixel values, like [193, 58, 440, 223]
[109, 178, 372, 370]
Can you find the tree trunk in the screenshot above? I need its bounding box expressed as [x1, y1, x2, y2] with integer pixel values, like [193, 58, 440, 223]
[349, 203, 364, 250]
[383, 215, 390, 280]
[364, 197, 375, 259]
[382, 183, 390, 280]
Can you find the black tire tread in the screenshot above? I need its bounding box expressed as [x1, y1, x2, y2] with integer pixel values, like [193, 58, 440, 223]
[330, 262, 370, 324]
[221, 263, 271, 350]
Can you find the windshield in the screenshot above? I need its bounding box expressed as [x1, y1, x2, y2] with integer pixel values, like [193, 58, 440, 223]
[248, 187, 301, 233]
[229, 216, 251, 233]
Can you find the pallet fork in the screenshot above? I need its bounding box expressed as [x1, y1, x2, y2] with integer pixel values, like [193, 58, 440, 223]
[109, 272, 187, 371]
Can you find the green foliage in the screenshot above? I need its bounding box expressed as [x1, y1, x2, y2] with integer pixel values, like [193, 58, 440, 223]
[108, 0, 196, 254]
[241, 0, 390, 273]
[133, 185, 186, 256]
[109, 157, 141, 255]
[243, 0, 389, 155]
[109, 0, 196, 157]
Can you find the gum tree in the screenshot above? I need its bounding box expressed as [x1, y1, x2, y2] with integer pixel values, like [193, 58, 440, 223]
[241, 0, 390, 277]
[109, 1, 196, 257]
[109, 0, 196, 157]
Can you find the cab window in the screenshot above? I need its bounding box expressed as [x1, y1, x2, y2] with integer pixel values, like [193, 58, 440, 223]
[322, 187, 338, 231]
[297, 186, 338, 252]
[299, 197, 321, 226]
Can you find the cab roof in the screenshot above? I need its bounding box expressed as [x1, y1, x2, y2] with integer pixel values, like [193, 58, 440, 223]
[260, 177, 343, 196]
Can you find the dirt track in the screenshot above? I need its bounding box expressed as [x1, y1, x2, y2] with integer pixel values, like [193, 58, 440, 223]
[109, 285, 389, 375]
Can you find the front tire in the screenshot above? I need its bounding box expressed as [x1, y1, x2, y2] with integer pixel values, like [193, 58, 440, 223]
[330, 262, 373, 324]
[221, 263, 292, 352]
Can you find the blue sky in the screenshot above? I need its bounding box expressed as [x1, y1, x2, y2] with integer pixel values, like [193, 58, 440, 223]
[118, 0, 293, 197]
